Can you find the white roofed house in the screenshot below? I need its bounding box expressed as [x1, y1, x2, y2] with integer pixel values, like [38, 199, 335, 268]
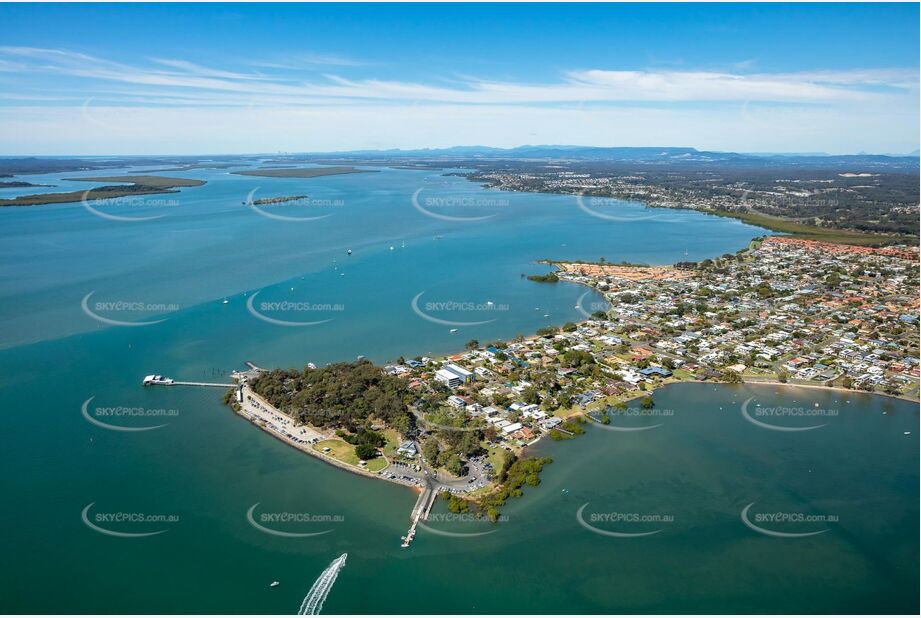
[434, 363, 474, 388]
[501, 422, 523, 435]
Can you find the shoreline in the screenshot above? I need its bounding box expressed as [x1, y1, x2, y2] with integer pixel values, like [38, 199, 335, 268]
[231, 385, 425, 491]
[463, 174, 915, 247]
[738, 378, 919, 403]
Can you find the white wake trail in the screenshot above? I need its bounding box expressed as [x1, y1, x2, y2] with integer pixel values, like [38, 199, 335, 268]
[298, 553, 348, 615]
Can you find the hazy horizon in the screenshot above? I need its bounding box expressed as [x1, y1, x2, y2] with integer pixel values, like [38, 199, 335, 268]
[2, 144, 919, 159]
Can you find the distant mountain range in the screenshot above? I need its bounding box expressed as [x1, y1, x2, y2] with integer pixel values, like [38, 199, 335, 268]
[2, 146, 918, 176]
[299, 145, 920, 170]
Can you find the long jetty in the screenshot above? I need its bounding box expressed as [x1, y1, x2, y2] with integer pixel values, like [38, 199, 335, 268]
[402, 483, 438, 548]
[145, 380, 234, 388]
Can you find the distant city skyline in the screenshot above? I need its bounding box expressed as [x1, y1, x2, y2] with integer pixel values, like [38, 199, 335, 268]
[0, 3, 918, 155]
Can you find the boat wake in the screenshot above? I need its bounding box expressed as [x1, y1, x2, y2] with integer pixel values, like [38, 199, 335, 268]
[297, 553, 348, 615]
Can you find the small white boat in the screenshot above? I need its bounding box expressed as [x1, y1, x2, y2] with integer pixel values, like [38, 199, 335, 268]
[222, 298, 229, 304]
[270, 581, 280, 588]
[390, 246, 395, 251]
[347, 249, 352, 255]
[449, 328, 458, 333]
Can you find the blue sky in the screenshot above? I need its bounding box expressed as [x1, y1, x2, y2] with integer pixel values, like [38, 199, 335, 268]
[0, 3, 918, 155]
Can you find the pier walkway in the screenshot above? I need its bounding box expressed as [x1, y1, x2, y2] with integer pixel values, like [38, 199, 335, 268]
[402, 481, 438, 548]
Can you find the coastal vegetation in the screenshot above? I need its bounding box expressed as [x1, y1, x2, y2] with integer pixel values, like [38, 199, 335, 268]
[0, 181, 52, 188]
[703, 208, 916, 247]
[0, 175, 205, 207]
[250, 360, 414, 435]
[476, 454, 554, 521]
[437, 453, 554, 521]
[527, 272, 559, 283]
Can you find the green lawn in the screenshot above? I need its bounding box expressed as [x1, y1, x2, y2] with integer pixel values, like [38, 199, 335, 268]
[313, 438, 390, 471]
[313, 439, 359, 465]
[366, 457, 389, 473]
[486, 446, 507, 473]
[380, 428, 403, 457]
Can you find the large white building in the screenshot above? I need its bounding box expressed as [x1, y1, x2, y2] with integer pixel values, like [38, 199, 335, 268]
[435, 363, 474, 388]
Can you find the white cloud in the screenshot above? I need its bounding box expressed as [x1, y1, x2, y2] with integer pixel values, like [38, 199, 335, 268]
[0, 46, 916, 153]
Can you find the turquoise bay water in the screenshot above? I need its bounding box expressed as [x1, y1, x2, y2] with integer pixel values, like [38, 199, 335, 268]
[0, 165, 917, 613]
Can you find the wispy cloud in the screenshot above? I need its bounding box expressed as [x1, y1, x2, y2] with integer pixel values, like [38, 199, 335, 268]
[0, 46, 916, 155]
[249, 52, 370, 69]
[0, 45, 915, 109]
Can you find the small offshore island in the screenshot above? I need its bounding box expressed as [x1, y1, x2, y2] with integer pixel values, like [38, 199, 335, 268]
[215, 232, 920, 541]
[249, 194, 310, 206]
